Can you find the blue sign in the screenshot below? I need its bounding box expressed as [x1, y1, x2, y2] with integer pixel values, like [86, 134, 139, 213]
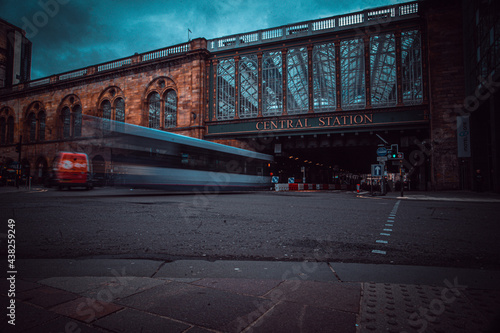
[288, 177, 295, 184]
[376, 147, 388, 156]
[371, 164, 383, 177]
[272, 176, 279, 183]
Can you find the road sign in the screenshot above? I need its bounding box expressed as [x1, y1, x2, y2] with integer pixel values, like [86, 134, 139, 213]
[288, 177, 295, 184]
[376, 147, 388, 156]
[272, 176, 279, 183]
[377, 156, 388, 162]
[371, 164, 383, 177]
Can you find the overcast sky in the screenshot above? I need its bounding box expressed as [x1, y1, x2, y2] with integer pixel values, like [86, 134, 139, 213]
[1, 0, 412, 80]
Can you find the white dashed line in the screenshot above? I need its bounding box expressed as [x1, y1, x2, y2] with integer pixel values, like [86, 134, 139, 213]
[372, 200, 401, 256]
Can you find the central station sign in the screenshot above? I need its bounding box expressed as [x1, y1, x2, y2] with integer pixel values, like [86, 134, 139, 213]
[206, 108, 428, 137]
[255, 114, 374, 131]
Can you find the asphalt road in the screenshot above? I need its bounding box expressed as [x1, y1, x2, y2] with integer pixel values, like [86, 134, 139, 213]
[1, 187, 499, 269]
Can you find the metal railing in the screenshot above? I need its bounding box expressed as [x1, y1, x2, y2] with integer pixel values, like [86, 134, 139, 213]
[208, 1, 419, 51]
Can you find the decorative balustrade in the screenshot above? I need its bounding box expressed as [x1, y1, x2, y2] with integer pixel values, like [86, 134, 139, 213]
[58, 69, 88, 81]
[208, 1, 419, 51]
[142, 43, 190, 62]
[5, 41, 190, 93]
[97, 58, 132, 72]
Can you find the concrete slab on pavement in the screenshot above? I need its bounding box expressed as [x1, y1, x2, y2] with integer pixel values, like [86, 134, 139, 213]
[16, 259, 163, 279]
[330, 262, 500, 289]
[154, 260, 337, 281]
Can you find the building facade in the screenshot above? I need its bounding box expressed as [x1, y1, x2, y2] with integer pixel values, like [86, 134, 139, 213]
[0, 0, 498, 191]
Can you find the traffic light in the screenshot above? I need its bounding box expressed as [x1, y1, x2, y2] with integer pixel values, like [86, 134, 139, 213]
[15, 143, 21, 153]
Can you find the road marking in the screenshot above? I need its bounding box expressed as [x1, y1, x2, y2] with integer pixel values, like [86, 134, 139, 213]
[371, 200, 401, 256]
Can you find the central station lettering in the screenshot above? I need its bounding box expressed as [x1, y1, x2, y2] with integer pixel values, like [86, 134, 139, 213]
[255, 114, 373, 131]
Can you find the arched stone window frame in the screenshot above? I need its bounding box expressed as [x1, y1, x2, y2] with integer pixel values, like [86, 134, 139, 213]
[57, 94, 83, 139]
[24, 101, 47, 143]
[0, 107, 16, 145]
[143, 77, 178, 130]
[96, 86, 126, 125]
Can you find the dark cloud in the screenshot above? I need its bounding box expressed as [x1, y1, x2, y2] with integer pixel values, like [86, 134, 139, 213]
[1, 0, 411, 79]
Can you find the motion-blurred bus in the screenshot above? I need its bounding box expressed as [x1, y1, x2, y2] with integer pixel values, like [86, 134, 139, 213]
[85, 116, 273, 191]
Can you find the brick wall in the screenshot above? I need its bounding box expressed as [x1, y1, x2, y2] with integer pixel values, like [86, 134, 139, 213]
[425, 0, 466, 190]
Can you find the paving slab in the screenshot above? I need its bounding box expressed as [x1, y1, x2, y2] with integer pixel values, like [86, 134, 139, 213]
[248, 301, 357, 333]
[1, 300, 59, 332]
[50, 297, 123, 323]
[116, 281, 274, 332]
[0, 278, 41, 296]
[155, 260, 336, 281]
[184, 326, 223, 333]
[21, 317, 108, 333]
[39, 276, 166, 299]
[93, 308, 190, 332]
[16, 285, 80, 308]
[264, 280, 361, 313]
[17, 259, 163, 279]
[192, 278, 282, 296]
[330, 262, 500, 289]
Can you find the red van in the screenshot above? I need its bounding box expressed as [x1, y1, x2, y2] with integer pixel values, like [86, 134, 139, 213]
[53, 152, 93, 190]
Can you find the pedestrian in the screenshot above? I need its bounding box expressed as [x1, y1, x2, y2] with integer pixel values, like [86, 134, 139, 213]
[474, 169, 483, 192]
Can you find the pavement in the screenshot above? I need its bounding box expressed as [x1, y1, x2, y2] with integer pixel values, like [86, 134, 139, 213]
[1, 186, 500, 332]
[0, 259, 499, 333]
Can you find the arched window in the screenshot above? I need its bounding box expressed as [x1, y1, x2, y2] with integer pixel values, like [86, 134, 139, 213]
[7, 116, 14, 144]
[62, 107, 71, 138]
[101, 100, 112, 131]
[28, 112, 37, 142]
[73, 105, 82, 137]
[164, 90, 177, 128]
[38, 111, 46, 142]
[0, 117, 6, 145]
[148, 92, 161, 129]
[101, 100, 112, 120]
[115, 98, 125, 123]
